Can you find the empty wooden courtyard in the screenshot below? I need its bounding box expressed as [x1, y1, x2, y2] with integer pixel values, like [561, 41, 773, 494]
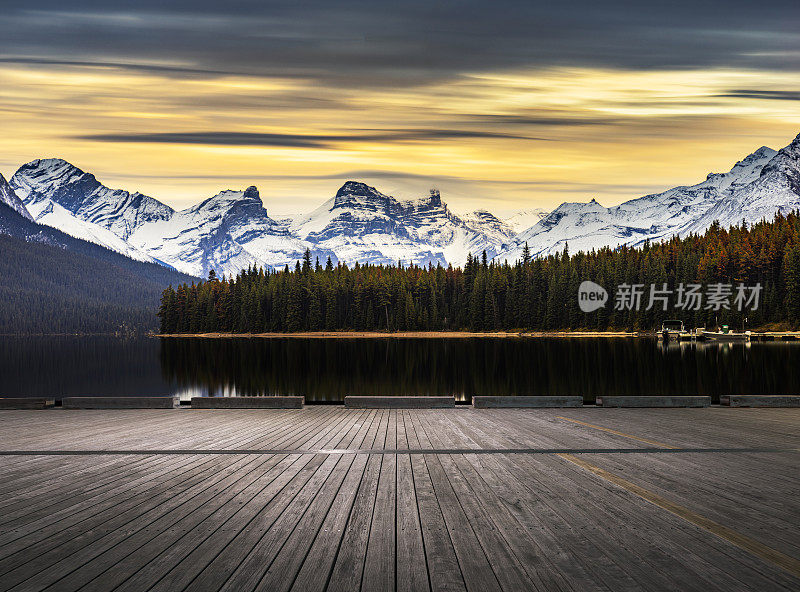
[0, 407, 798, 592]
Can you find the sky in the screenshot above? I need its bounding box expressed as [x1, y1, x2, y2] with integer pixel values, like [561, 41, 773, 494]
[1, 1, 799, 218]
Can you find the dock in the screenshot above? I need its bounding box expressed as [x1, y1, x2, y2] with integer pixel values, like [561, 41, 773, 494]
[0, 407, 798, 591]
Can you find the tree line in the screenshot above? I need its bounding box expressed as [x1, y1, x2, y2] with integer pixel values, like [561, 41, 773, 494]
[0, 233, 193, 335]
[158, 211, 800, 333]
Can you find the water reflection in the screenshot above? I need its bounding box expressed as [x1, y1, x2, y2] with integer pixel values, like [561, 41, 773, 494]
[2, 336, 798, 404]
[160, 337, 800, 404]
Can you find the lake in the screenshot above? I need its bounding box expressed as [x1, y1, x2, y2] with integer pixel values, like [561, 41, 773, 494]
[2, 335, 799, 404]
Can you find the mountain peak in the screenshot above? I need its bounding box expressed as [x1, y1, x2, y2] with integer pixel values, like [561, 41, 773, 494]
[196, 186, 264, 212]
[243, 185, 260, 200]
[782, 133, 800, 156]
[19, 158, 86, 178]
[336, 181, 379, 196]
[333, 181, 392, 209]
[737, 145, 777, 166]
[12, 158, 97, 203]
[0, 173, 34, 221]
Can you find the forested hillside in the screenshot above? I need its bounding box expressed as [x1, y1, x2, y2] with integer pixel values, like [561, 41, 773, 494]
[0, 203, 196, 334]
[159, 212, 800, 333]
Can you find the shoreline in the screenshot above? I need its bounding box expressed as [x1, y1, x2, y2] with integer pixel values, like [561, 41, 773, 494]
[153, 331, 638, 339]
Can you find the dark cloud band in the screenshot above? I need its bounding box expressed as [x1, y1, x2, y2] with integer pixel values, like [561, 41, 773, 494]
[3, 2, 799, 90]
[76, 129, 551, 148]
[718, 89, 800, 101]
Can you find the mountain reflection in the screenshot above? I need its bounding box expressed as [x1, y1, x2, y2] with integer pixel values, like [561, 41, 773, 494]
[159, 337, 800, 404]
[2, 336, 797, 404]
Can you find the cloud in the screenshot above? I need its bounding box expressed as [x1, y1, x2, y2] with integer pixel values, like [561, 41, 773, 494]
[76, 129, 551, 148]
[2, 2, 799, 90]
[718, 89, 800, 101]
[464, 114, 620, 127]
[0, 57, 233, 78]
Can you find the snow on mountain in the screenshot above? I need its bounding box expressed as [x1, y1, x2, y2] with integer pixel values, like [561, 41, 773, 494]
[292, 183, 514, 266]
[496, 136, 799, 262]
[0, 173, 33, 221]
[9, 159, 167, 263]
[24, 198, 160, 264]
[9, 161, 329, 276]
[128, 185, 326, 277]
[503, 208, 549, 232]
[12, 159, 174, 239]
[8, 132, 800, 276]
[681, 140, 799, 236]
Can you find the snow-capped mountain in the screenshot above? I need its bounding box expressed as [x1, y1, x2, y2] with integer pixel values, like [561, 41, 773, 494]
[12, 159, 174, 239]
[292, 183, 515, 266]
[11, 160, 167, 263]
[503, 208, 549, 233]
[0, 173, 33, 221]
[127, 185, 328, 277]
[4, 132, 800, 276]
[8, 160, 326, 275]
[497, 134, 800, 261]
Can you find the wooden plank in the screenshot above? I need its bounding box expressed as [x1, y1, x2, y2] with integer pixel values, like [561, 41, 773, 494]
[597, 396, 710, 408]
[191, 396, 304, 409]
[345, 396, 455, 409]
[0, 455, 207, 553]
[215, 454, 350, 592]
[478, 452, 642, 591]
[552, 453, 800, 591]
[396, 453, 430, 592]
[158, 454, 330, 592]
[112, 454, 312, 592]
[53, 454, 293, 592]
[61, 397, 176, 409]
[722, 395, 800, 408]
[361, 453, 396, 591]
[406, 412, 466, 592]
[258, 411, 385, 592]
[472, 396, 582, 408]
[418, 416, 538, 592]
[1, 407, 799, 592]
[0, 454, 170, 510]
[325, 454, 383, 592]
[0, 399, 54, 410]
[2, 454, 263, 592]
[259, 453, 366, 592]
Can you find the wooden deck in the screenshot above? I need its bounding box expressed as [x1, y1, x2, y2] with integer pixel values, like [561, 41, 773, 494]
[0, 407, 799, 591]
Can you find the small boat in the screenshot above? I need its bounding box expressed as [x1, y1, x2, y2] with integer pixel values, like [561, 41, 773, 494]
[702, 325, 750, 341]
[658, 320, 685, 341]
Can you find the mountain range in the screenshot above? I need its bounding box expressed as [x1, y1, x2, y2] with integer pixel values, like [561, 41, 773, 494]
[0, 197, 195, 333]
[498, 135, 800, 261]
[3, 132, 800, 277]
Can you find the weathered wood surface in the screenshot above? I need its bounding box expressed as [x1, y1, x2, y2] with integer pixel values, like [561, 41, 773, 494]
[472, 395, 582, 408]
[61, 397, 176, 409]
[722, 395, 800, 408]
[191, 396, 304, 409]
[344, 396, 455, 408]
[0, 399, 54, 410]
[0, 407, 798, 591]
[598, 395, 711, 407]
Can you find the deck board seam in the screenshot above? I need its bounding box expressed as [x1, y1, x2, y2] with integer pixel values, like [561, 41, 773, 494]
[0, 447, 796, 455]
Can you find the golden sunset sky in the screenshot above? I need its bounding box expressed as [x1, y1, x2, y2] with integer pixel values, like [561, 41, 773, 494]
[2, 2, 799, 217]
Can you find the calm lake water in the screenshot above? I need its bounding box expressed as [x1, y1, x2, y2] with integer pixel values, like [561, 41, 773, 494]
[1, 336, 799, 404]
